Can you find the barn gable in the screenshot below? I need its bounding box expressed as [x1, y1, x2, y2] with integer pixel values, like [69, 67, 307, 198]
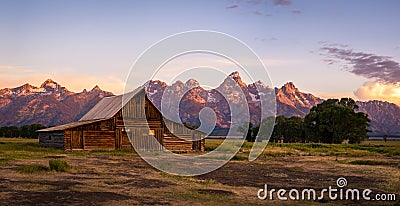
[79, 86, 143, 121]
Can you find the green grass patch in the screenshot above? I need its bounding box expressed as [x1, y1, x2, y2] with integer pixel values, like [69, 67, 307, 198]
[17, 160, 72, 174]
[348, 160, 390, 166]
[263, 151, 294, 157]
[204, 139, 252, 152]
[17, 164, 49, 173]
[343, 143, 400, 156]
[0, 140, 66, 161]
[0, 138, 137, 160]
[231, 154, 247, 161]
[49, 159, 72, 172]
[205, 140, 400, 158]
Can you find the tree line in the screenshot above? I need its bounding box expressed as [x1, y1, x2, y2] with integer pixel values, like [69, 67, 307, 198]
[239, 98, 370, 144]
[0, 124, 47, 138]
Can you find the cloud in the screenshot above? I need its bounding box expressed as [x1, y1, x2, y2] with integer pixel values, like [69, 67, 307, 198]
[226, 5, 238, 9]
[253, 10, 262, 15]
[354, 81, 400, 105]
[225, 0, 298, 16]
[291, 10, 302, 14]
[244, 0, 264, 5]
[274, 0, 292, 6]
[0, 65, 36, 74]
[255, 37, 278, 42]
[320, 45, 400, 84]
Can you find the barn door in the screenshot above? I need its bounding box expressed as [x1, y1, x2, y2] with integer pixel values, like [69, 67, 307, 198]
[71, 131, 83, 149]
[115, 128, 123, 149]
[192, 132, 202, 151]
[154, 128, 163, 150]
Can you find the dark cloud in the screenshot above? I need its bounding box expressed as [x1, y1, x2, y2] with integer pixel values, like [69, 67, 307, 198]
[274, 0, 292, 6]
[225, 0, 295, 16]
[245, 0, 264, 5]
[320, 46, 400, 84]
[226, 5, 239, 9]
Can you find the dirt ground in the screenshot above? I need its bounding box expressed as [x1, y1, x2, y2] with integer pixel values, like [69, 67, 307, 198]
[0, 154, 399, 205]
[0, 139, 399, 205]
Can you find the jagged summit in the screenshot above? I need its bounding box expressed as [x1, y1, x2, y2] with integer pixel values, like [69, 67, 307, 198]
[229, 71, 240, 78]
[185, 79, 200, 88]
[221, 71, 247, 90]
[282, 82, 298, 92]
[40, 79, 59, 88]
[91, 85, 101, 91]
[228, 71, 244, 83]
[18, 83, 35, 90]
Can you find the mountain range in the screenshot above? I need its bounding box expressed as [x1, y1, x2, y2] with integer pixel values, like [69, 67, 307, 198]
[0, 79, 113, 127]
[1, 72, 399, 136]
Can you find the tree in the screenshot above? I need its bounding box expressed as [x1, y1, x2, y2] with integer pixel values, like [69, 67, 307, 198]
[304, 98, 370, 144]
[237, 122, 255, 142]
[383, 134, 388, 142]
[5, 126, 19, 138]
[271, 116, 286, 143]
[252, 116, 276, 142]
[29, 124, 47, 138]
[0, 124, 46, 138]
[270, 116, 304, 143]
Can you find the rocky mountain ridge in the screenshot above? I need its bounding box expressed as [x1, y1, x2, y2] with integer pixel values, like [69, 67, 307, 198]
[0, 79, 113, 127]
[1, 74, 399, 136]
[146, 72, 400, 136]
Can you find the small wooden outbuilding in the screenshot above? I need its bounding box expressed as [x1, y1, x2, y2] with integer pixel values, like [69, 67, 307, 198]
[37, 86, 205, 152]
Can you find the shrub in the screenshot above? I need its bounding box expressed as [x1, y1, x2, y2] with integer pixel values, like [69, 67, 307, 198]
[17, 164, 49, 173]
[49, 159, 72, 172]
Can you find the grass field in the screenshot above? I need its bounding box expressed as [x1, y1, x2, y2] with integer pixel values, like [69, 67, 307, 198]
[0, 138, 399, 205]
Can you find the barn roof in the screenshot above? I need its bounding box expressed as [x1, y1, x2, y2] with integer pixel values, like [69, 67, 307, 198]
[37, 119, 107, 132]
[79, 86, 144, 121]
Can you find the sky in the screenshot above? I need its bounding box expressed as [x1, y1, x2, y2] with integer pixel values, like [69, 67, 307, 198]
[1, 0, 400, 105]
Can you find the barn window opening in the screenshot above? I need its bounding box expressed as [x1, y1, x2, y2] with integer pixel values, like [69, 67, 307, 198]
[149, 130, 155, 136]
[48, 136, 52, 140]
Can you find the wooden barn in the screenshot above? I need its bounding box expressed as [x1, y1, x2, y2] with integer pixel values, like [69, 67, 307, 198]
[37, 86, 205, 152]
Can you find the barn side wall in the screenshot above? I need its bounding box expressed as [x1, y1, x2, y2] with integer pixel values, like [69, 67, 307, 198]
[38, 132, 65, 150]
[63, 119, 122, 151]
